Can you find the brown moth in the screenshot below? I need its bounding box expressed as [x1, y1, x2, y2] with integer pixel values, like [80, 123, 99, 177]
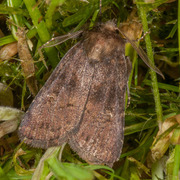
[18, 21, 163, 167]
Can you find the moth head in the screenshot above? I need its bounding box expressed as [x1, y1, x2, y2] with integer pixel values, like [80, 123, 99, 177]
[100, 21, 120, 34]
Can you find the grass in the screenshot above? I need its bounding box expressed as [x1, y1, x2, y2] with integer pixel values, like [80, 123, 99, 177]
[0, 0, 179, 179]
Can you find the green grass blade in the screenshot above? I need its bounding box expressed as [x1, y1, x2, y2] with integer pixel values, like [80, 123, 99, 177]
[137, 4, 163, 127]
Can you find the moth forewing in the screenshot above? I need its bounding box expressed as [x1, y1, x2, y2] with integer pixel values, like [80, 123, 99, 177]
[69, 22, 130, 166]
[18, 42, 95, 148]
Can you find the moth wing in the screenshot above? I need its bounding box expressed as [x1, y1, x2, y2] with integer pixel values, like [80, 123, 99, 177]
[69, 55, 128, 167]
[19, 42, 95, 148]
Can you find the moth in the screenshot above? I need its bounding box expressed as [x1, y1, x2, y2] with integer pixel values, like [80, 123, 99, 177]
[18, 21, 163, 167]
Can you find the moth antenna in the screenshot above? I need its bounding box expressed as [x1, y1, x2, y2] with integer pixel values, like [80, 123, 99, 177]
[99, 0, 102, 22]
[119, 29, 165, 79]
[39, 30, 83, 50]
[99, 0, 102, 15]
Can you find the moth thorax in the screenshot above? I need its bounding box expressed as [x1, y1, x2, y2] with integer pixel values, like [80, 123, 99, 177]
[87, 43, 103, 61]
